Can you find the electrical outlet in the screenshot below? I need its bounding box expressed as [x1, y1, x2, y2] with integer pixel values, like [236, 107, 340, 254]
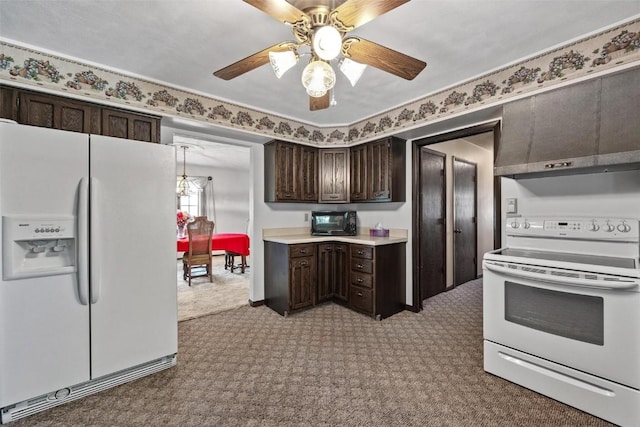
[304, 213, 309, 222]
[506, 198, 518, 214]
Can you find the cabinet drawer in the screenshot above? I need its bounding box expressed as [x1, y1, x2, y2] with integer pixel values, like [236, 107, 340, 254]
[351, 272, 373, 289]
[351, 259, 373, 274]
[350, 286, 373, 314]
[351, 245, 373, 260]
[290, 244, 315, 258]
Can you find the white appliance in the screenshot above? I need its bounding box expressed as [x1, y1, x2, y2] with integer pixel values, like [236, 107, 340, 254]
[483, 216, 640, 427]
[0, 122, 177, 423]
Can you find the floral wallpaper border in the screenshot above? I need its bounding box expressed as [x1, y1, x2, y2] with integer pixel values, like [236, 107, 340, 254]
[1, 17, 639, 146]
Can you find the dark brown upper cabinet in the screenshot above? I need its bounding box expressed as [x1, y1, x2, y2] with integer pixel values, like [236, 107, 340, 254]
[300, 145, 319, 202]
[266, 137, 405, 203]
[264, 140, 318, 202]
[101, 108, 160, 143]
[349, 144, 368, 202]
[319, 148, 349, 203]
[0, 86, 161, 143]
[18, 90, 101, 134]
[351, 137, 406, 203]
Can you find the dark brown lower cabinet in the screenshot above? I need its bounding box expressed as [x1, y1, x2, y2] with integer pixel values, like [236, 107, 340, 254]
[264, 240, 405, 319]
[264, 242, 316, 317]
[317, 243, 349, 303]
[349, 243, 406, 320]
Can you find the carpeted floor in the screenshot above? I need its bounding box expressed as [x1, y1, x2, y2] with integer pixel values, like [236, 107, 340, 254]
[10, 279, 613, 426]
[177, 255, 249, 321]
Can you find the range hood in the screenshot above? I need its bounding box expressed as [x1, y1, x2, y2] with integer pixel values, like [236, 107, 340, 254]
[494, 66, 640, 179]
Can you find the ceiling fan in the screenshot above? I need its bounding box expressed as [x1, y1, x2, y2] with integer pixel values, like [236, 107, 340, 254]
[213, 0, 427, 111]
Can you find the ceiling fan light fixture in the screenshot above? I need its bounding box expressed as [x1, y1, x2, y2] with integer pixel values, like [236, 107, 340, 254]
[269, 50, 298, 79]
[306, 87, 327, 98]
[312, 25, 342, 60]
[339, 58, 367, 87]
[301, 60, 336, 98]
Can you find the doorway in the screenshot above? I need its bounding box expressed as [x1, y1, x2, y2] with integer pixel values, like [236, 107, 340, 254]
[172, 135, 252, 321]
[412, 122, 500, 309]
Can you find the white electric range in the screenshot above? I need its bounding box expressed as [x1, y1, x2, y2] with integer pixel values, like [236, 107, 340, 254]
[483, 216, 640, 427]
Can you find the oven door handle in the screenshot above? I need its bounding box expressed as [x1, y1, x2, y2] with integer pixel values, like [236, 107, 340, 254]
[484, 261, 640, 290]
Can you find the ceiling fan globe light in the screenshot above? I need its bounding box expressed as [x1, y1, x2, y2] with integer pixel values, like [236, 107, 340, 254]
[269, 50, 298, 79]
[306, 87, 327, 98]
[313, 25, 342, 61]
[301, 60, 336, 97]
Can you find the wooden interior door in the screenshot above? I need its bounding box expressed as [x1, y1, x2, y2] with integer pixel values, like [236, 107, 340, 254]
[418, 147, 446, 301]
[452, 156, 477, 287]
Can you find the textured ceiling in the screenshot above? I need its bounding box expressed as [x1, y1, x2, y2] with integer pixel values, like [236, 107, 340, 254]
[1, 0, 639, 129]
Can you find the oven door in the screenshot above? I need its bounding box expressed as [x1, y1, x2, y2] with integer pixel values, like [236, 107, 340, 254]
[483, 259, 640, 389]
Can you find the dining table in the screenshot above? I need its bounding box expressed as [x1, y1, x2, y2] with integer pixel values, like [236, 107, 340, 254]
[177, 233, 250, 273]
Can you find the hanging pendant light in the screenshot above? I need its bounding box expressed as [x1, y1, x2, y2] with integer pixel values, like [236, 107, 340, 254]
[177, 146, 194, 196]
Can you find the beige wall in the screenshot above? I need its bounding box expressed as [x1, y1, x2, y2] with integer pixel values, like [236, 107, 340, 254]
[427, 137, 494, 287]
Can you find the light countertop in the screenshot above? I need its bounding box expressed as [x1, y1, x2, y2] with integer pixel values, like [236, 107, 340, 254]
[263, 227, 408, 246]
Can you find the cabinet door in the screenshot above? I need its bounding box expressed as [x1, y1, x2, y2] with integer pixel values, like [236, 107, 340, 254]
[349, 144, 368, 201]
[528, 79, 599, 165]
[0, 87, 18, 122]
[19, 91, 99, 134]
[300, 145, 318, 202]
[333, 244, 349, 301]
[368, 139, 392, 200]
[274, 141, 300, 201]
[289, 256, 315, 310]
[495, 98, 533, 170]
[320, 148, 349, 202]
[599, 67, 640, 156]
[101, 108, 159, 143]
[317, 244, 334, 302]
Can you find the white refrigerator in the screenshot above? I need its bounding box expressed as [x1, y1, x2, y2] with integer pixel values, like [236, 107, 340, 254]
[0, 122, 177, 423]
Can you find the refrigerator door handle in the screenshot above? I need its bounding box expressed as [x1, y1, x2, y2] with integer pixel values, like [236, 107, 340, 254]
[90, 177, 101, 304]
[77, 177, 90, 305]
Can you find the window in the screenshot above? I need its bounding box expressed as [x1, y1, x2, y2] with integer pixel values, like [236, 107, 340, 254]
[176, 178, 202, 217]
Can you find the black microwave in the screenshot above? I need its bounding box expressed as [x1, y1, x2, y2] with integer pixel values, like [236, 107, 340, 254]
[311, 211, 357, 236]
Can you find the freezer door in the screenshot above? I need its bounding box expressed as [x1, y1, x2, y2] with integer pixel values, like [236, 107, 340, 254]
[89, 135, 177, 378]
[0, 123, 90, 407]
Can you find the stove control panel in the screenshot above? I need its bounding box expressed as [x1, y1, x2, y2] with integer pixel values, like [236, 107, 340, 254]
[507, 217, 639, 241]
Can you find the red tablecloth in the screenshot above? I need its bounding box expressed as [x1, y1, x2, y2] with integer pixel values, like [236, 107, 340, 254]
[177, 233, 250, 255]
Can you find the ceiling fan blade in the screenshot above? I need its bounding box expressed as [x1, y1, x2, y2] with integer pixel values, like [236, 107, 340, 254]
[310, 92, 330, 111]
[243, 0, 307, 25]
[341, 36, 426, 80]
[213, 42, 295, 80]
[332, 0, 409, 30]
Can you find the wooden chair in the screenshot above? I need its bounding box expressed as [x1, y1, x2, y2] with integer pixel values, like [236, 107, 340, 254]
[182, 216, 215, 286]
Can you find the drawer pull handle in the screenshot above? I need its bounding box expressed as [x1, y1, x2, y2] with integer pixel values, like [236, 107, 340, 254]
[357, 250, 364, 255]
[300, 261, 308, 266]
[357, 292, 363, 297]
[356, 263, 363, 269]
[299, 249, 306, 254]
[357, 278, 363, 283]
